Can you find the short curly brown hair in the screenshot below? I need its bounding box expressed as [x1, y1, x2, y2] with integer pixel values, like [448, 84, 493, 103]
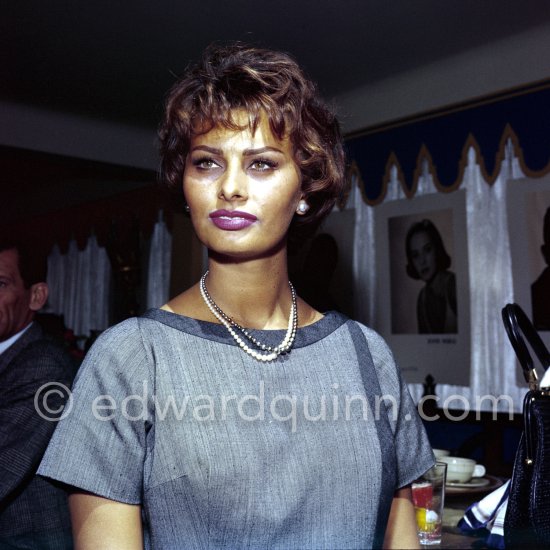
[158, 42, 346, 240]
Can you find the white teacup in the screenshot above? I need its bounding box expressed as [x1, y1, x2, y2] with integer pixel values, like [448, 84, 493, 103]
[439, 456, 486, 483]
[432, 448, 450, 459]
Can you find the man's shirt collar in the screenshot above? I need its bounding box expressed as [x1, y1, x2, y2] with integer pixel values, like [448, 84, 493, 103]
[0, 322, 33, 355]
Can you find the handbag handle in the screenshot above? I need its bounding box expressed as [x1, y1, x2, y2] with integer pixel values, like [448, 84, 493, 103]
[502, 303, 550, 389]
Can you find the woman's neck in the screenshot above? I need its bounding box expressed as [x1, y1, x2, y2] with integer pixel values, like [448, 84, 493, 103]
[163, 248, 322, 329]
[204, 256, 292, 330]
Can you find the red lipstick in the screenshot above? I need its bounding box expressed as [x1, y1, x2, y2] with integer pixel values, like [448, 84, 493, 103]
[209, 209, 258, 231]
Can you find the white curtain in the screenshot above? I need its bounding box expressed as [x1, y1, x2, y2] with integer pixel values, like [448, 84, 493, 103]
[146, 212, 172, 309]
[351, 164, 406, 326]
[352, 142, 527, 411]
[351, 172, 374, 326]
[46, 235, 111, 337]
[45, 213, 172, 336]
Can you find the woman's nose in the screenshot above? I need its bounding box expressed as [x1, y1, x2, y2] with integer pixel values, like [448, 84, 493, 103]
[218, 163, 247, 201]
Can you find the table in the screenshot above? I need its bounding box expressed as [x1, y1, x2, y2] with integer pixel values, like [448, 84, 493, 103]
[439, 510, 487, 549]
[433, 476, 506, 549]
[439, 527, 488, 549]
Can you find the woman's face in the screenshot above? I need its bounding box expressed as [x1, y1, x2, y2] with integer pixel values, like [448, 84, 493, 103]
[409, 230, 437, 282]
[183, 111, 303, 261]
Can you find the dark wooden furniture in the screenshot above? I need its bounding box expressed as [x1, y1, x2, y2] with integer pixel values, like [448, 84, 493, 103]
[422, 405, 523, 478]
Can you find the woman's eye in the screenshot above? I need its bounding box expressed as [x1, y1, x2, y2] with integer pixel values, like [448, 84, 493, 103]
[250, 159, 277, 172]
[192, 157, 219, 170]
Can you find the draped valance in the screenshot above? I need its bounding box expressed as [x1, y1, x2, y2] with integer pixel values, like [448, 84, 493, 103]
[345, 80, 550, 203]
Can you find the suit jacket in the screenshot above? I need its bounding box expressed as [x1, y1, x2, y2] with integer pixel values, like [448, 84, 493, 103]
[0, 323, 75, 549]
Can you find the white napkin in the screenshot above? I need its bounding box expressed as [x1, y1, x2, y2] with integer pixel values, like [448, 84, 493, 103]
[458, 480, 510, 549]
[540, 368, 550, 388]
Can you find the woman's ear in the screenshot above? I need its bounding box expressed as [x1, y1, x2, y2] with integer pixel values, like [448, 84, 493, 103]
[29, 282, 49, 312]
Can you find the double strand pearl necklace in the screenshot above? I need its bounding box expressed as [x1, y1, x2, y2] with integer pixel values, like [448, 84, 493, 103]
[199, 271, 298, 362]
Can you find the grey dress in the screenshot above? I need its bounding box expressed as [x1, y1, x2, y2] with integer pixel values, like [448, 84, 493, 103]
[39, 310, 434, 549]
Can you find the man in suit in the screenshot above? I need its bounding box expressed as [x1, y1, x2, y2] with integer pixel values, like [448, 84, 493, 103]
[0, 239, 75, 548]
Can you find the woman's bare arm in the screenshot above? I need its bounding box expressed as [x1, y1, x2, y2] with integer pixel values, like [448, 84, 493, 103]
[383, 486, 420, 549]
[69, 492, 143, 550]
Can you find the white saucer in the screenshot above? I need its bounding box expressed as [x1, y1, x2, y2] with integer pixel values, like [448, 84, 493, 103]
[446, 477, 491, 489]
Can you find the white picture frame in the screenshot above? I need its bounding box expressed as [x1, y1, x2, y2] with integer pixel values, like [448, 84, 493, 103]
[374, 190, 471, 385]
[507, 174, 550, 384]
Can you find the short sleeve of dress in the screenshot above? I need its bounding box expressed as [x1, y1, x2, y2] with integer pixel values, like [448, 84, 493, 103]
[38, 318, 153, 504]
[361, 326, 435, 488]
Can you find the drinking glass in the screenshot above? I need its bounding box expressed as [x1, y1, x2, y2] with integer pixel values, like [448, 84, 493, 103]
[411, 462, 447, 545]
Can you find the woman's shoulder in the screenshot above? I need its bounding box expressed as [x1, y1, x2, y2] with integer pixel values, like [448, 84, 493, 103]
[92, 316, 149, 346]
[335, 317, 396, 368]
[440, 269, 456, 282]
[432, 269, 455, 286]
[83, 315, 161, 370]
[339, 318, 405, 396]
[340, 316, 387, 345]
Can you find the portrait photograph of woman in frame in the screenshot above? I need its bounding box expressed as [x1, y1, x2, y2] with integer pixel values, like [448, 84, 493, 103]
[389, 210, 457, 335]
[379, 193, 470, 385]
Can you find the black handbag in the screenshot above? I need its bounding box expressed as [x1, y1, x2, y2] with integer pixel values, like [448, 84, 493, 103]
[501, 303, 550, 548]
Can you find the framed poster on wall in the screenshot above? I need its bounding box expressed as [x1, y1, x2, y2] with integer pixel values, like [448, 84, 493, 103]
[374, 190, 470, 385]
[507, 174, 550, 383]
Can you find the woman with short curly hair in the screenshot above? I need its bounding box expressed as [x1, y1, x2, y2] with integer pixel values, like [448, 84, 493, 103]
[40, 43, 434, 549]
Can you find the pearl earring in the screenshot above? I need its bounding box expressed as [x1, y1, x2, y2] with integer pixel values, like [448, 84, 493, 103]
[296, 199, 309, 215]
[184, 204, 190, 213]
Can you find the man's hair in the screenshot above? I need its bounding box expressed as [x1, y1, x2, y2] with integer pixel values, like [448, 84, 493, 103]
[159, 42, 346, 241]
[405, 219, 451, 280]
[0, 239, 47, 288]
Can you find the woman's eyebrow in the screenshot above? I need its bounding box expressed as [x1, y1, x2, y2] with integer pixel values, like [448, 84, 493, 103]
[190, 145, 283, 156]
[190, 145, 222, 155]
[243, 146, 283, 156]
